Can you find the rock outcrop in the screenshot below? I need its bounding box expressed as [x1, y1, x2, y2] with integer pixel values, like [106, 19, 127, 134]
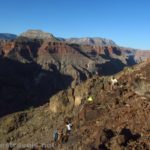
[60, 37, 117, 46]
[20, 30, 58, 41]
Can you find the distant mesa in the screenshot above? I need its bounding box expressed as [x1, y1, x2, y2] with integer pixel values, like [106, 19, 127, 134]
[20, 29, 59, 41]
[0, 29, 117, 47]
[19, 29, 117, 47]
[0, 33, 17, 40]
[63, 37, 117, 46]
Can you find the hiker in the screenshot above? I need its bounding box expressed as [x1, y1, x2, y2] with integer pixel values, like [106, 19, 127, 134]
[110, 76, 118, 90]
[66, 121, 72, 135]
[57, 128, 63, 147]
[62, 126, 69, 143]
[53, 129, 58, 142]
[87, 96, 93, 103]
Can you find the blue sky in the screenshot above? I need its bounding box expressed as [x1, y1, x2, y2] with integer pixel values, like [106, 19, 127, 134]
[0, 0, 150, 49]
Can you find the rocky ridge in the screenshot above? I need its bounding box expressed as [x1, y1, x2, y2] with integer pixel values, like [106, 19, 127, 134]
[20, 30, 58, 41]
[0, 59, 150, 149]
[60, 37, 117, 47]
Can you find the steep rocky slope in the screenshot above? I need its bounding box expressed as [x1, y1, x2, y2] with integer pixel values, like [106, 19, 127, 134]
[0, 36, 144, 77]
[0, 59, 150, 150]
[134, 50, 150, 62]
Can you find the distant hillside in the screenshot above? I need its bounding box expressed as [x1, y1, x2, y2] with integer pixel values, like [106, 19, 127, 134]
[0, 33, 17, 40]
[61, 37, 117, 46]
[20, 30, 59, 41]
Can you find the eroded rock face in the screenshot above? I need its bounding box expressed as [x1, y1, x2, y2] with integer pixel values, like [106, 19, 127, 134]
[134, 50, 150, 62]
[1, 37, 42, 62]
[49, 90, 74, 113]
[20, 30, 57, 41]
[64, 37, 117, 46]
[0, 35, 150, 80]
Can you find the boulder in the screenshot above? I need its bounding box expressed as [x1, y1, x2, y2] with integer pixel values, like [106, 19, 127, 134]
[49, 90, 74, 114]
[74, 96, 82, 107]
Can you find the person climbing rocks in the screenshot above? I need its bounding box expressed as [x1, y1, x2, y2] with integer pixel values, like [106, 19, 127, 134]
[57, 128, 63, 147]
[53, 129, 58, 142]
[110, 76, 118, 90]
[66, 121, 72, 135]
[87, 96, 93, 103]
[62, 121, 71, 143]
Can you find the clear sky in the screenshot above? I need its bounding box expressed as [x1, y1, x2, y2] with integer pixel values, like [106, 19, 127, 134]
[0, 0, 150, 49]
